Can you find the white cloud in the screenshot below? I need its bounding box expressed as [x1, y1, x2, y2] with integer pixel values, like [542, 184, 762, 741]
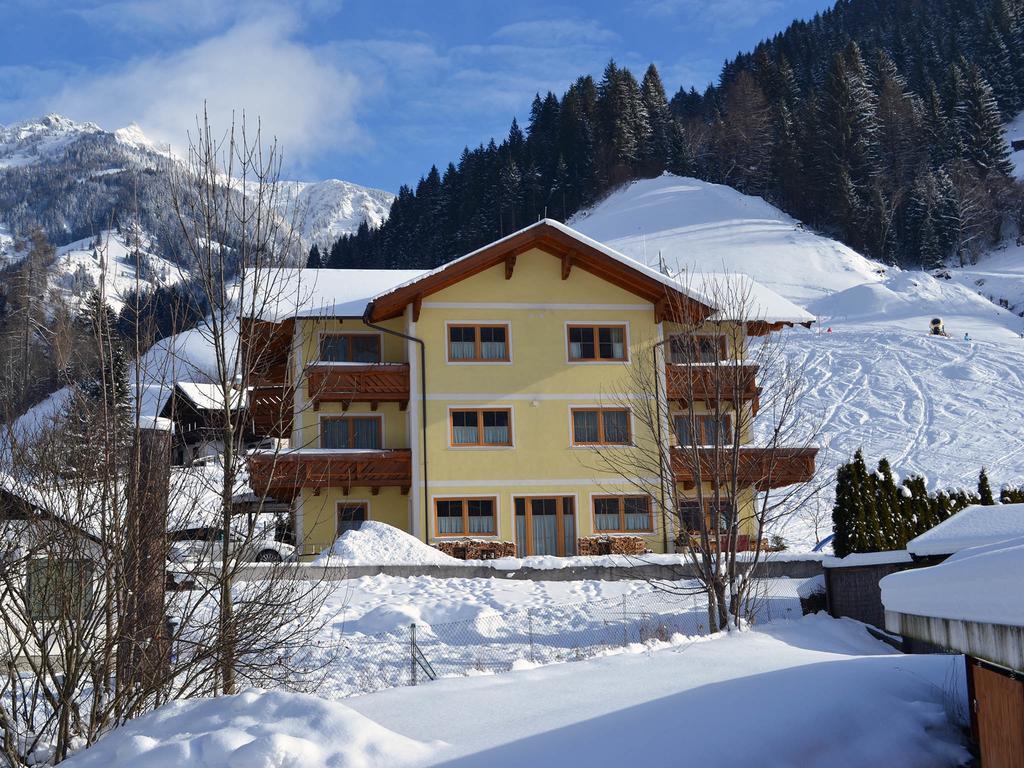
[493, 18, 618, 45]
[46, 10, 363, 171]
[635, 0, 784, 32]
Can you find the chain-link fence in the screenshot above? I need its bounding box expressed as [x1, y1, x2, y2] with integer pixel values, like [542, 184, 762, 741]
[319, 587, 799, 698]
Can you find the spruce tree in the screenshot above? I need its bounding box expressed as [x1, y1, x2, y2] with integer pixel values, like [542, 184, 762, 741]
[957, 64, 1013, 178]
[978, 467, 996, 505]
[306, 244, 322, 269]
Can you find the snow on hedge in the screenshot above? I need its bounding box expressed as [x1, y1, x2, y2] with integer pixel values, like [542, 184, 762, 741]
[906, 503, 1024, 556]
[63, 689, 436, 767]
[313, 521, 458, 566]
[882, 536, 1024, 626]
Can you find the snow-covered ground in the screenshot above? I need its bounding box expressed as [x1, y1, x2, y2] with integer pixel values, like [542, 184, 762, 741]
[67, 614, 969, 768]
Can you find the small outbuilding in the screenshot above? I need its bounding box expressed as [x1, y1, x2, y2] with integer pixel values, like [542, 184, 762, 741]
[906, 502, 1024, 564]
[882, 537, 1024, 767]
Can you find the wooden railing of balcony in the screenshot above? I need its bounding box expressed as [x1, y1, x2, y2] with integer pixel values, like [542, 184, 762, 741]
[665, 363, 761, 413]
[248, 449, 412, 500]
[671, 446, 817, 491]
[306, 363, 411, 411]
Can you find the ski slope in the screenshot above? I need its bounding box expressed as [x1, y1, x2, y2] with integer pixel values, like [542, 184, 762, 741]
[575, 176, 1024, 547]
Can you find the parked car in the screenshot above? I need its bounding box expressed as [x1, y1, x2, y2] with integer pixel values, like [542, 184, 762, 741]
[168, 526, 296, 564]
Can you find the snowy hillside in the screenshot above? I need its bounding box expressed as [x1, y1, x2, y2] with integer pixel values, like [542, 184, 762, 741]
[0, 114, 104, 168]
[576, 175, 1024, 547]
[50, 228, 184, 314]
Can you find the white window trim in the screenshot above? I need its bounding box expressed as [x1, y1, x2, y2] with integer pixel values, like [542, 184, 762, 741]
[446, 404, 515, 450]
[444, 321, 513, 365]
[564, 320, 632, 365]
[567, 405, 635, 449]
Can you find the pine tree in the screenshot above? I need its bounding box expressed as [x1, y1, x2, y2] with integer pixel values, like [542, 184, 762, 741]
[306, 244, 322, 269]
[978, 467, 996, 504]
[957, 64, 1013, 178]
[639, 64, 672, 176]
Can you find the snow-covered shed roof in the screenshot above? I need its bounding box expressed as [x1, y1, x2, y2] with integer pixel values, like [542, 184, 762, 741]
[906, 503, 1024, 556]
[173, 382, 246, 413]
[823, 550, 912, 569]
[882, 537, 1024, 629]
[240, 268, 426, 321]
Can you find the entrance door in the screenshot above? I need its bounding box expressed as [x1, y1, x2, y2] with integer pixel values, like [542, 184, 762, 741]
[514, 497, 576, 557]
[972, 660, 1024, 768]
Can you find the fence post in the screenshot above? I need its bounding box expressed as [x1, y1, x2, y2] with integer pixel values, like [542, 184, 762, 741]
[622, 595, 628, 646]
[410, 623, 417, 687]
[528, 611, 535, 664]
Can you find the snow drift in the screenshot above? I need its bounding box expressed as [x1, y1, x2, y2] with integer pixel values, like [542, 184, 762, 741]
[313, 521, 458, 566]
[62, 688, 436, 767]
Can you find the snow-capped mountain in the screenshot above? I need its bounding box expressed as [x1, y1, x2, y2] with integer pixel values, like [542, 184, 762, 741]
[0, 114, 393, 263]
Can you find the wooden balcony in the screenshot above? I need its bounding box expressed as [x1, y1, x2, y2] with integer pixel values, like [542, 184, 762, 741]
[666, 363, 761, 412]
[671, 446, 817, 491]
[249, 384, 293, 438]
[306, 363, 410, 411]
[247, 449, 412, 500]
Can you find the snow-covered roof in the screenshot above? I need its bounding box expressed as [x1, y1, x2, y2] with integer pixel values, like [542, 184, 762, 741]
[174, 382, 246, 412]
[369, 218, 711, 307]
[823, 550, 912, 569]
[240, 268, 426, 321]
[241, 219, 814, 327]
[686, 273, 816, 325]
[882, 536, 1024, 628]
[906, 503, 1024, 556]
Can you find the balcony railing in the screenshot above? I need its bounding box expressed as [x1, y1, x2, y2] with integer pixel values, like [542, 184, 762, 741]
[249, 384, 294, 438]
[247, 449, 412, 499]
[665, 363, 761, 412]
[671, 446, 817, 490]
[306, 362, 410, 411]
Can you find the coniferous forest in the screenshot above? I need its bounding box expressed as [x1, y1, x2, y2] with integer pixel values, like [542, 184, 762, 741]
[323, 0, 1024, 272]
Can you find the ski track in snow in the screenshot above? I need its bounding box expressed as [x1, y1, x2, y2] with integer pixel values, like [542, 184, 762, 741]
[783, 328, 1024, 506]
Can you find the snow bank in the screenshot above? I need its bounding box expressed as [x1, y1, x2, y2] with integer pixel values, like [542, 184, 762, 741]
[313, 522, 458, 566]
[63, 689, 435, 767]
[882, 536, 1024, 626]
[907, 503, 1024, 556]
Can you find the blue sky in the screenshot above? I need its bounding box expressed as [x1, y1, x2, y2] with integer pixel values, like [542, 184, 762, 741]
[1, 0, 834, 191]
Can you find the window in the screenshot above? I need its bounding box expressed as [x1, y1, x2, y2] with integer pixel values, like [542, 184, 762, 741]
[321, 416, 382, 449]
[674, 414, 732, 446]
[337, 503, 368, 537]
[593, 496, 653, 533]
[435, 497, 497, 536]
[669, 335, 725, 364]
[448, 324, 509, 362]
[319, 334, 381, 363]
[26, 559, 93, 621]
[572, 409, 631, 445]
[678, 499, 734, 533]
[567, 325, 627, 361]
[450, 409, 512, 446]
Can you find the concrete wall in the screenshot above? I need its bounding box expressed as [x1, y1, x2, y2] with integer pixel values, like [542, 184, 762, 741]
[235, 556, 823, 583]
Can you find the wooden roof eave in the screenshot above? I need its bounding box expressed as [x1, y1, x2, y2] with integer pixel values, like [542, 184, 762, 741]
[364, 223, 715, 324]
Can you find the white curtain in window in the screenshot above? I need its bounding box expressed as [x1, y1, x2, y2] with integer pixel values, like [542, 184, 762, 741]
[608, 327, 624, 358]
[438, 515, 463, 534]
[483, 424, 509, 444]
[453, 425, 479, 444]
[481, 341, 506, 359]
[450, 341, 476, 360]
[468, 513, 494, 534]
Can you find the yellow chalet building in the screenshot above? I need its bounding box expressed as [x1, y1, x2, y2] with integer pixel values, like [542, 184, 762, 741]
[246, 220, 816, 559]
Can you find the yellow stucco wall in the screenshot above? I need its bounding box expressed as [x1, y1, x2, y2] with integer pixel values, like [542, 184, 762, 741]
[288, 248, 762, 556]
